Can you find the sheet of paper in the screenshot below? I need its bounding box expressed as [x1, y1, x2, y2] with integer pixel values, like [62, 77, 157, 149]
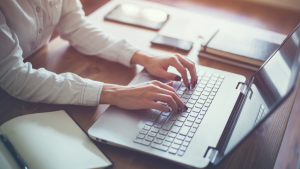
[0, 110, 111, 169]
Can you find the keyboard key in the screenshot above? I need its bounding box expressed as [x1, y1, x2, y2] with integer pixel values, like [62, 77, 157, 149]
[176, 135, 185, 140]
[182, 94, 191, 99]
[179, 126, 190, 136]
[195, 118, 202, 124]
[185, 90, 193, 95]
[205, 72, 213, 77]
[154, 123, 162, 128]
[134, 138, 143, 143]
[162, 112, 171, 116]
[148, 132, 157, 137]
[202, 107, 208, 111]
[171, 126, 180, 133]
[190, 128, 197, 133]
[159, 129, 168, 135]
[193, 91, 201, 96]
[168, 132, 177, 138]
[188, 132, 195, 138]
[169, 148, 178, 154]
[186, 103, 194, 108]
[192, 107, 201, 113]
[169, 115, 178, 121]
[174, 121, 183, 127]
[207, 99, 213, 103]
[183, 141, 189, 147]
[185, 137, 192, 142]
[180, 112, 189, 117]
[187, 116, 196, 122]
[143, 126, 151, 130]
[200, 110, 206, 115]
[210, 92, 216, 96]
[202, 91, 210, 96]
[154, 138, 163, 144]
[196, 88, 204, 92]
[163, 141, 171, 147]
[177, 90, 184, 95]
[181, 98, 188, 103]
[212, 88, 218, 92]
[191, 95, 198, 100]
[178, 150, 185, 156]
[204, 87, 212, 92]
[180, 146, 187, 151]
[197, 70, 205, 76]
[177, 117, 186, 122]
[189, 112, 198, 117]
[184, 121, 193, 127]
[141, 140, 151, 146]
[172, 144, 180, 149]
[197, 99, 205, 104]
[213, 73, 220, 77]
[204, 103, 210, 107]
[198, 115, 204, 119]
[195, 103, 203, 108]
[162, 120, 175, 130]
[151, 127, 159, 133]
[193, 123, 199, 128]
[188, 99, 197, 104]
[145, 136, 154, 141]
[207, 84, 214, 88]
[200, 80, 208, 85]
[146, 121, 154, 126]
[179, 86, 186, 90]
[137, 134, 146, 139]
[211, 77, 218, 81]
[214, 85, 220, 89]
[156, 134, 165, 140]
[200, 95, 208, 100]
[174, 139, 183, 145]
[209, 80, 216, 85]
[216, 81, 222, 85]
[165, 137, 174, 142]
[140, 130, 148, 135]
[220, 75, 225, 79]
[202, 77, 210, 81]
[151, 143, 168, 151]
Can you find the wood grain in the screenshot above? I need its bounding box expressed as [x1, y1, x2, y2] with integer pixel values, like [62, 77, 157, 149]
[0, 1, 296, 169]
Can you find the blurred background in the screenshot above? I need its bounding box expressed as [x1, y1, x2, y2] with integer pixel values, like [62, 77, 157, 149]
[51, 0, 300, 40]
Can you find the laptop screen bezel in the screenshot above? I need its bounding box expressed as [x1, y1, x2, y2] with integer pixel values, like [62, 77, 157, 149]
[213, 24, 300, 168]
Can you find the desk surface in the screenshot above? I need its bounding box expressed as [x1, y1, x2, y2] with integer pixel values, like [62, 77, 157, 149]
[0, 0, 296, 168]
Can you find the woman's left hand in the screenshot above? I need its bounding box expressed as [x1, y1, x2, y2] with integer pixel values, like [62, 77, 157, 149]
[131, 51, 197, 88]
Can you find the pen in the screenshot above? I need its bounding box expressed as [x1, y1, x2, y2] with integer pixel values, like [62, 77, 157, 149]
[0, 134, 28, 169]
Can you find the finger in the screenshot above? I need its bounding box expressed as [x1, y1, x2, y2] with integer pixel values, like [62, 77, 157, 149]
[152, 80, 178, 97]
[169, 58, 190, 89]
[149, 102, 170, 112]
[176, 54, 197, 87]
[166, 81, 173, 86]
[153, 85, 186, 110]
[152, 93, 178, 112]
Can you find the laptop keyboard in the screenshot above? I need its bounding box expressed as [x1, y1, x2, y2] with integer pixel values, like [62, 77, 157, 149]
[133, 70, 225, 156]
[254, 104, 267, 126]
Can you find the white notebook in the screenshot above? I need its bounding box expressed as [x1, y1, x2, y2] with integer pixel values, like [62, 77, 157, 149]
[0, 110, 112, 169]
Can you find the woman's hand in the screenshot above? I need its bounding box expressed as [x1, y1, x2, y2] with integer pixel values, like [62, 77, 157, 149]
[131, 51, 197, 88]
[100, 81, 187, 112]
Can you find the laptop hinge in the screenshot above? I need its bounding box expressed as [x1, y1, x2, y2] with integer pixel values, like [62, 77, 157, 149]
[205, 147, 219, 163]
[236, 82, 247, 95]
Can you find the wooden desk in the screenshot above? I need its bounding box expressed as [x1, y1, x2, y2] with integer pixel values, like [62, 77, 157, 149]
[0, 0, 294, 168]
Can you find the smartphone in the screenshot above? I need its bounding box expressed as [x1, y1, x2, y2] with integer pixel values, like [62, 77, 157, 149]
[150, 34, 193, 52]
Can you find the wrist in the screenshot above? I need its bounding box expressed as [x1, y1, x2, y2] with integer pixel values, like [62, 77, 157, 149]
[130, 50, 153, 67]
[100, 84, 120, 105]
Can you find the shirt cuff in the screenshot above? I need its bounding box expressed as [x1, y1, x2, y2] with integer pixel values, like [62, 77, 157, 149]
[79, 79, 103, 106]
[117, 39, 140, 67]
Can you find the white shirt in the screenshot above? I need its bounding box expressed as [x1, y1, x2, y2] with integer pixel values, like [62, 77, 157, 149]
[0, 0, 139, 106]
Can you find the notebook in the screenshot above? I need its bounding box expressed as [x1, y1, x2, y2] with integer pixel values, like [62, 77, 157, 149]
[0, 110, 112, 169]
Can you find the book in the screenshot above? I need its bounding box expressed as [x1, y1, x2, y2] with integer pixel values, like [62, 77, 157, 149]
[0, 110, 112, 169]
[200, 30, 280, 68]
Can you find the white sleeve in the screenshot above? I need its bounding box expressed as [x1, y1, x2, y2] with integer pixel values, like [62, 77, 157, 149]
[56, 0, 139, 67]
[0, 11, 102, 106]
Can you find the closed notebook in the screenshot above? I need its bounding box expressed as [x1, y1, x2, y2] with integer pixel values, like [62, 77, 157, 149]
[0, 110, 112, 169]
[200, 30, 280, 67]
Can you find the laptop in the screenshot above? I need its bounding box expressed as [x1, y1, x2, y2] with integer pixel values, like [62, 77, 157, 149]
[88, 24, 300, 168]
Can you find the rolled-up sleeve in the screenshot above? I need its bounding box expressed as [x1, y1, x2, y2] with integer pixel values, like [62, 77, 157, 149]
[0, 11, 102, 106]
[56, 0, 139, 67]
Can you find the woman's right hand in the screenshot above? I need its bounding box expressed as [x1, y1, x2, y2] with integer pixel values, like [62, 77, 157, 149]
[100, 81, 187, 113]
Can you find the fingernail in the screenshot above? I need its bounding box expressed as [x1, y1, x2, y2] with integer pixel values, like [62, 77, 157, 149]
[184, 105, 188, 110]
[175, 76, 181, 81]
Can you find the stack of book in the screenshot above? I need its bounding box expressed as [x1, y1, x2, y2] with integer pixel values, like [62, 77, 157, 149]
[199, 30, 280, 71]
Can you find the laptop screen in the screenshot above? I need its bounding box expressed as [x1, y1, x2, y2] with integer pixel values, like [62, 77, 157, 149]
[222, 25, 300, 155]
